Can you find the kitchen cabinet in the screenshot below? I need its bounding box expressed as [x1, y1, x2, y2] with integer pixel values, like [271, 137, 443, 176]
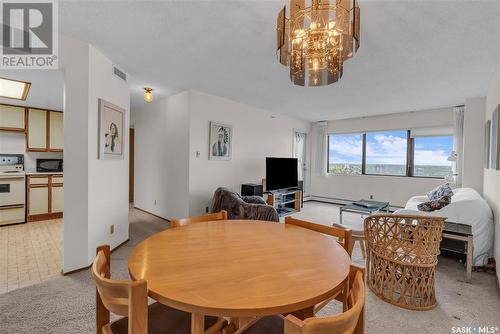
[0, 104, 25, 131]
[27, 108, 47, 151]
[51, 185, 63, 213]
[49, 111, 63, 151]
[27, 174, 63, 222]
[27, 109, 63, 152]
[29, 186, 49, 215]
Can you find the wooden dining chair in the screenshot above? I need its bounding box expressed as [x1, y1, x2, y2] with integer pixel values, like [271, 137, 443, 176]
[284, 217, 353, 314]
[171, 210, 228, 227]
[92, 245, 227, 334]
[240, 265, 365, 334]
[285, 217, 353, 256]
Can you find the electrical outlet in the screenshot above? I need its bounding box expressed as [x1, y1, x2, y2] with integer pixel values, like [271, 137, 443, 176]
[110, 225, 114, 235]
[370, 195, 374, 199]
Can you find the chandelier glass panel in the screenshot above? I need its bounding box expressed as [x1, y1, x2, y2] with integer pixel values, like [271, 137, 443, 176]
[277, 0, 360, 86]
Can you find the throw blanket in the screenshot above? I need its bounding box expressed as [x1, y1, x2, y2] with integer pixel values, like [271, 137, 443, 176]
[210, 187, 280, 222]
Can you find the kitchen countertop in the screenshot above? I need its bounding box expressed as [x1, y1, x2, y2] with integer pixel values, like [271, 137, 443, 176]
[25, 170, 63, 175]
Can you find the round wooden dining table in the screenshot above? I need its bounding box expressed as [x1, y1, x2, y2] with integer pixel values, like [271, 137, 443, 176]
[128, 220, 351, 334]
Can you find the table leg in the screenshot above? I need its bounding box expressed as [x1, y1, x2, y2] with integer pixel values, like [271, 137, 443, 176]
[466, 236, 473, 283]
[339, 208, 343, 225]
[291, 306, 314, 320]
[192, 313, 205, 334]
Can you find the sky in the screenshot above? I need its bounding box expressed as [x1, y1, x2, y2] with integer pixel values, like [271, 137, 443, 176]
[328, 131, 454, 166]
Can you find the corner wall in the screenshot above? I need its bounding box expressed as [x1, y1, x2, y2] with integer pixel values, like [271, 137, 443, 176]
[86, 46, 130, 262]
[61, 35, 130, 272]
[484, 58, 500, 281]
[132, 92, 190, 219]
[131, 90, 311, 219]
[463, 97, 486, 194]
[188, 90, 311, 216]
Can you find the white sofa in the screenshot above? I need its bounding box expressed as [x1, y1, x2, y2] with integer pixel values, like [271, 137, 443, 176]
[395, 187, 494, 266]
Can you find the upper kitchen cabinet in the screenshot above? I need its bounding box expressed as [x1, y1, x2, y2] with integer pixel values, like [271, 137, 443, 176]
[49, 111, 63, 151]
[0, 104, 25, 131]
[26, 108, 63, 152]
[27, 108, 47, 151]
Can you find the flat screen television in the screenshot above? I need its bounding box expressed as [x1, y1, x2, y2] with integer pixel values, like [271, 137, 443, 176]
[266, 157, 298, 191]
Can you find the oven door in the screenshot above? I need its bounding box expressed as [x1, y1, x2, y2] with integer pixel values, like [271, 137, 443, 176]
[0, 176, 25, 206]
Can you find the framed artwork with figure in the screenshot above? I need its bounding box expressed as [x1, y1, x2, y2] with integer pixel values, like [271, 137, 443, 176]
[98, 99, 125, 160]
[209, 121, 232, 160]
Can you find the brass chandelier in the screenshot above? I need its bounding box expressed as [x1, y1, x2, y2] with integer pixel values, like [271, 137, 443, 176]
[277, 0, 360, 86]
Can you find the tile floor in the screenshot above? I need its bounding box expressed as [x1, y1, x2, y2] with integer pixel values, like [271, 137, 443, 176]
[0, 219, 62, 293]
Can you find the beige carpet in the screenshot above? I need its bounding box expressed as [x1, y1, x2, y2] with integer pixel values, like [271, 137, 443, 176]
[0, 203, 499, 334]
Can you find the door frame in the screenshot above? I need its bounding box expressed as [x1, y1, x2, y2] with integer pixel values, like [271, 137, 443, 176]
[129, 127, 135, 203]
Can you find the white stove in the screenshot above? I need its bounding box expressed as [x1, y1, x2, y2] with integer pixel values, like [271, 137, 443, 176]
[0, 154, 25, 226]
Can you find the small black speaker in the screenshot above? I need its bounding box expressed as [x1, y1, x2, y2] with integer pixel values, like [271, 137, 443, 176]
[241, 183, 263, 197]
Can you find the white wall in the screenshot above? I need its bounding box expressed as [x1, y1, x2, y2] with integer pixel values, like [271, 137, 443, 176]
[132, 91, 190, 219]
[86, 46, 130, 263]
[310, 107, 454, 207]
[188, 90, 311, 216]
[463, 97, 486, 194]
[60, 35, 90, 271]
[484, 58, 500, 281]
[60, 35, 130, 272]
[131, 90, 311, 219]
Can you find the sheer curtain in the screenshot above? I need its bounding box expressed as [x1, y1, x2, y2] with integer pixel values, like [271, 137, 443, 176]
[314, 121, 328, 176]
[453, 106, 465, 186]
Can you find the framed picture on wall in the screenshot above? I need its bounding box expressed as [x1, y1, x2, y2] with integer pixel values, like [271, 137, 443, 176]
[98, 99, 125, 160]
[209, 121, 232, 160]
[484, 120, 491, 168]
[492, 106, 500, 170]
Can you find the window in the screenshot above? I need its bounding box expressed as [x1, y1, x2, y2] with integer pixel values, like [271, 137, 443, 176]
[413, 136, 453, 178]
[327, 133, 363, 174]
[326, 128, 454, 178]
[365, 130, 408, 176]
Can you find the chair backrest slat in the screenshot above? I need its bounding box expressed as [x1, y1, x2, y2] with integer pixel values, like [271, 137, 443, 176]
[285, 216, 353, 256]
[171, 210, 228, 227]
[285, 265, 365, 334]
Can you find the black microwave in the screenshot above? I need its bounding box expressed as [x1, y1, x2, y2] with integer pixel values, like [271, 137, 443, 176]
[36, 159, 63, 173]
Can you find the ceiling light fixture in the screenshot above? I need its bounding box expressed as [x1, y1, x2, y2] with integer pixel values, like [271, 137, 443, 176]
[0, 76, 31, 100]
[276, 0, 360, 87]
[143, 87, 154, 102]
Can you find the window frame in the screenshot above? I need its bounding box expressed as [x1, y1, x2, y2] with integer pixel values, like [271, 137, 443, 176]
[411, 134, 454, 179]
[326, 132, 364, 175]
[326, 129, 451, 179]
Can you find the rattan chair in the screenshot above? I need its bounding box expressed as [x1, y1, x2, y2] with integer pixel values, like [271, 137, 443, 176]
[364, 214, 445, 310]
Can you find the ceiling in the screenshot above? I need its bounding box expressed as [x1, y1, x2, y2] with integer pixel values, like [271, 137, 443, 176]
[0, 70, 64, 110]
[56, 1, 498, 121]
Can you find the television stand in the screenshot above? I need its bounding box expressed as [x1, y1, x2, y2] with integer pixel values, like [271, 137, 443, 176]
[265, 189, 302, 217]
